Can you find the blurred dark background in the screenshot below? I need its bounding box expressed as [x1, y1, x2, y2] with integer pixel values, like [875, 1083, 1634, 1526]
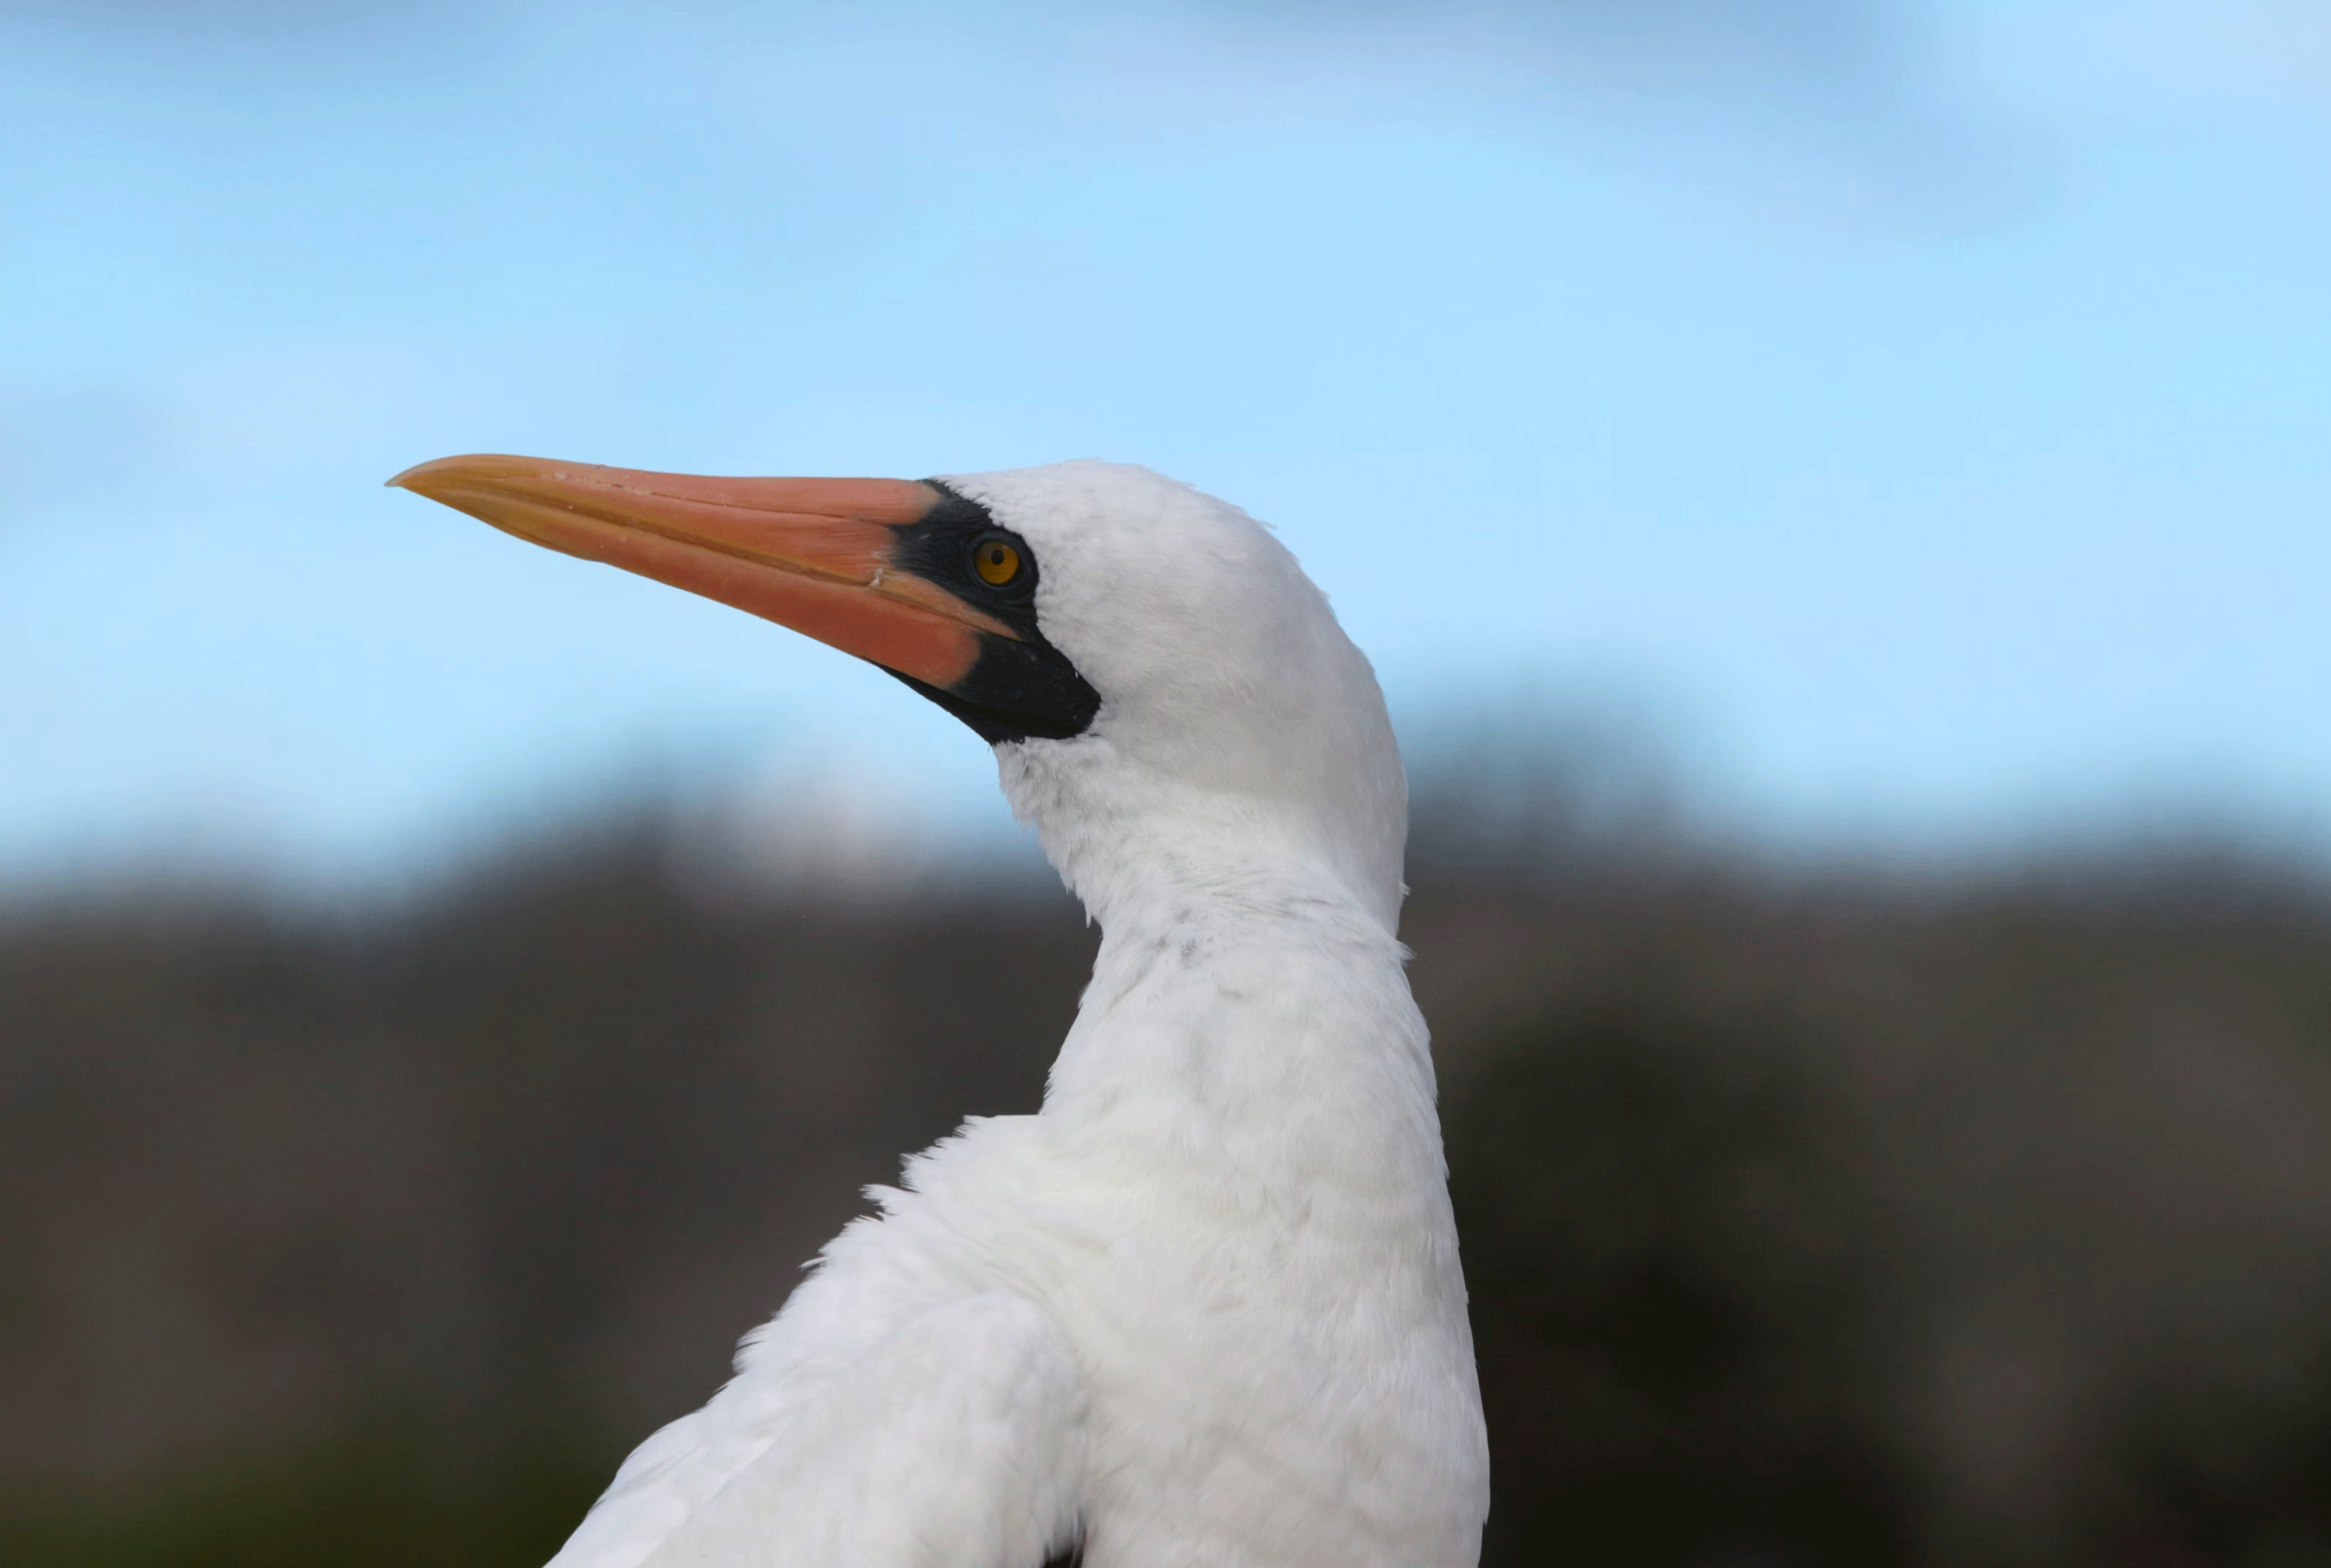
[5, 739, 2329, 1568]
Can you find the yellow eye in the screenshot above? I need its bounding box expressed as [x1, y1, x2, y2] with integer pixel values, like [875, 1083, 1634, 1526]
[973, 538, 1022, 586]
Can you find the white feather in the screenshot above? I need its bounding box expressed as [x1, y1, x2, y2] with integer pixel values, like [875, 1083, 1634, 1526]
[544, 463, 1488, 1568]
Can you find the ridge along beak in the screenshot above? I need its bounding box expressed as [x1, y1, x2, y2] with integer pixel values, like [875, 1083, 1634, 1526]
[386, 453, 1013, 690]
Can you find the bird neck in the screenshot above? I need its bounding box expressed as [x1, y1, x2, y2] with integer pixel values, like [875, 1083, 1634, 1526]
[996, 727, 1436, 1176]
[1013, 743, 1440, 1189]
[996, 734, 1409, 938]
[1035, 877, 1446, 1232]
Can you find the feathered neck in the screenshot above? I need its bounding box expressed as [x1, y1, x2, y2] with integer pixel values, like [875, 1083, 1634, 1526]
[994, 733, 1409, 940]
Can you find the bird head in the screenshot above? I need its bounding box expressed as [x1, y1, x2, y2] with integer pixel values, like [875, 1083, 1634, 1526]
[388, 455, 1406, 928]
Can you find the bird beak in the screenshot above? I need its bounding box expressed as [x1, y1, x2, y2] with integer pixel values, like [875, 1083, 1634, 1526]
[387, 453, 1014, 688]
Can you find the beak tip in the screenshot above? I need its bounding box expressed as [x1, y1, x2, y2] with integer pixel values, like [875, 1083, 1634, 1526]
[385, 458, 447, 495]
[385, 453, 543, 499]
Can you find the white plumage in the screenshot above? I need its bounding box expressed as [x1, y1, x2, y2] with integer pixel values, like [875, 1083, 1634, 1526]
[396, 457, 1489, 1568]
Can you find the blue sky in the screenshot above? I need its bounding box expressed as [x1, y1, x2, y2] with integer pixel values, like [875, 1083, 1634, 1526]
[4, 0, 2327, 884]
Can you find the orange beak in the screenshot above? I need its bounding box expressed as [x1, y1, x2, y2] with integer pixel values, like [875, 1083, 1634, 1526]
[385, 453, 1012, 690]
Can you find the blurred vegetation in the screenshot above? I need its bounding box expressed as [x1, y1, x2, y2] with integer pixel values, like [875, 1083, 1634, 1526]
[0, 1420, 604, 1568]
[5, 750, 2331, 1566]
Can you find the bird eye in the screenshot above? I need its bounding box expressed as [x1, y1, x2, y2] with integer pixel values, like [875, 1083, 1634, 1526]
[972, 536, 1023, 588]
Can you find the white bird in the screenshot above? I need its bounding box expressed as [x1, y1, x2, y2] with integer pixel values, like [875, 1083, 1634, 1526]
[388, 455, 1490, 1568]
